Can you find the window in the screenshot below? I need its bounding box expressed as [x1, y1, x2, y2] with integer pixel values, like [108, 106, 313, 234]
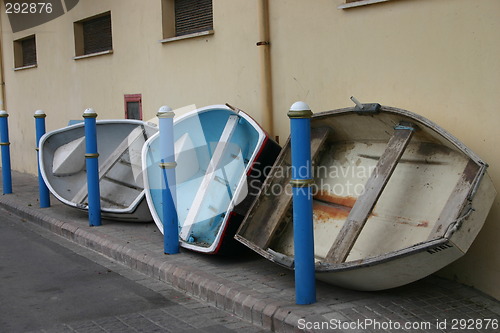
[124, 94, 142, 120]
[14, 35, 37, 69]
[161, 0, 213, 42]
[74, 12, 112, 58]
[175, 0, 213, 36]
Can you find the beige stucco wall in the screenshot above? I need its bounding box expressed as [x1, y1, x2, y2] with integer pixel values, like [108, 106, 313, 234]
[1, 0, 499, 299]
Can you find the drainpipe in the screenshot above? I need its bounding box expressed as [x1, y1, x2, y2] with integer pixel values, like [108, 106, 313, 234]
[257, 0, 274, 137]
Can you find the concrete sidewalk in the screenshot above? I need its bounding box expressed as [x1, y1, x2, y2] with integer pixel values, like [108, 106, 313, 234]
[1, 170, 499, 332]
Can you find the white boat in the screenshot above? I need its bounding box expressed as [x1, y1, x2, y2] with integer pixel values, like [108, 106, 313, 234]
[235, 104, 496, 290]
[39, 120, 158, 221]
[142, 105, 280, 254]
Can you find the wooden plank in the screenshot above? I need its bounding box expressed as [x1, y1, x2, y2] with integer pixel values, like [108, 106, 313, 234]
[325, 124, 415, 263]
[427, 159, 479, 240]
[72, 125, 146, 204]
[179, 115, 240, 240]
[237, 126, 330, 249]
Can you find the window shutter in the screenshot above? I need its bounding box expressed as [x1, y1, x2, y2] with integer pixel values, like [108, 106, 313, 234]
[22, 36, 37, 66]
[83, 14, 112, 55]
[175, 0, 213, 36]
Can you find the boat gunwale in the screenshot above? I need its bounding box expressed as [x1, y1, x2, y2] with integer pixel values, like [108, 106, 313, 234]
[236, 233, 451, 273]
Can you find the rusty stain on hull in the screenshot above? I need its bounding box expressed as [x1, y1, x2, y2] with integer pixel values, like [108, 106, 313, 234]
[313, 191, 429, 228]
[314, 191, 357, 208]
[313, 201, 351, 222]
[391, 217, 430, 228]
[313, 191, 357, 223]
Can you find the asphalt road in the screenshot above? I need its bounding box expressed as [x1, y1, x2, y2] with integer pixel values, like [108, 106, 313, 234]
[0, 209, 267, 333]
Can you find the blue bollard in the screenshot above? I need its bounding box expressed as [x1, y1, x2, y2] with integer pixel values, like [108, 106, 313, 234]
[34, 110, 50, 207]
[83, 108, 101, 226]
[158, 105, 179, 254]
[0, 110, 12, 194]
[288, 101, 316, 305]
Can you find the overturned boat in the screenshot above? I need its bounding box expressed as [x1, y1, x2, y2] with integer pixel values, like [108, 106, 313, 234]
[39, 120, 158, 221]
[235, 104, 496, 290]
[142, 105, 280, 254]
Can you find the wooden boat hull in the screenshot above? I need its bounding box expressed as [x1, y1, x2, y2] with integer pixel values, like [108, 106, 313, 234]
[142, 105, 280, 254]
[39, 120, 158, 222]
[236, 105, 496, 290]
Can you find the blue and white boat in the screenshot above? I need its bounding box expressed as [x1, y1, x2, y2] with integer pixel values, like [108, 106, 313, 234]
[142, 105, 280, 254]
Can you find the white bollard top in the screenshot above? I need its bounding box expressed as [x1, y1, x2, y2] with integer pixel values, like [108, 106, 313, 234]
[290, 101, 311, 112]
[34, 110, 46, 118]
[157, 105, 175, 118]
[83, 108, 97, 118]
[288, 101, 312, 119]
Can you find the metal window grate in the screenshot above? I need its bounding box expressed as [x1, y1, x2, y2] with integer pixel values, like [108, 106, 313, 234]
[83, 13, 112, 55]
[21, 36, 37, 66]
[175, 0, 213, 36]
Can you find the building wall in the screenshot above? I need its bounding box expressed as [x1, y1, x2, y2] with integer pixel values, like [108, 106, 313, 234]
[1, 0, 499, 299]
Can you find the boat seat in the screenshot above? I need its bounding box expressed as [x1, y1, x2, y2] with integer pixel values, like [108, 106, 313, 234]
[52, 137, 86, 176]
[235, 126, 330, 249]
[72, 125, 147, 205]
[325, 122, 416, 263]
[179, 115, 241, 241]
[427, 159, 479, 240]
